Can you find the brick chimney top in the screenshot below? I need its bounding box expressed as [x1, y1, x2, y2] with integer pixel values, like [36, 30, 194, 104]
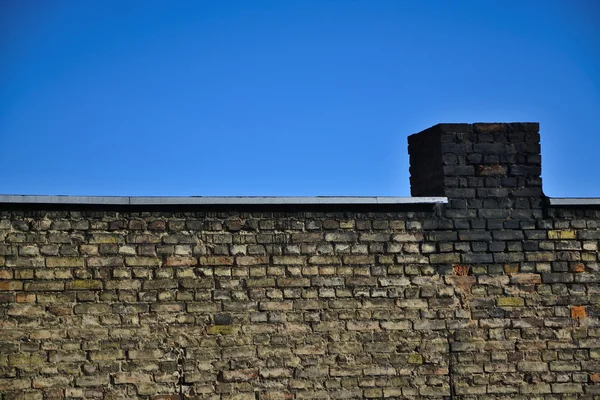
[408, 123, 543, 208]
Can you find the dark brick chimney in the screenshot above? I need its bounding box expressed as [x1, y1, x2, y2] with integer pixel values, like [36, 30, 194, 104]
[408, 123, 543, 209]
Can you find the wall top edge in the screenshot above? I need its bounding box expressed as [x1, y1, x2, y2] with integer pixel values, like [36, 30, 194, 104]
[548, 198, 600, 206]
[0, 195, 448, 206]
[5, 195, 600, 207]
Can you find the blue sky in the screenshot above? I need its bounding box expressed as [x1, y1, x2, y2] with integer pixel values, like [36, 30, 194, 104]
[1, 0, 599, 197]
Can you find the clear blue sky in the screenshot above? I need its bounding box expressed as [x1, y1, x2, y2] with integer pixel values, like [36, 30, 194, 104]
[1, 0, 599, 197]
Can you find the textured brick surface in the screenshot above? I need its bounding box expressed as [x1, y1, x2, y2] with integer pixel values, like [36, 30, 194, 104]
[1, 122, 599, 399]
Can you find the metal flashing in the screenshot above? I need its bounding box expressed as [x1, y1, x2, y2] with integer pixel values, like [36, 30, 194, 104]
[0, 195, 448, 206]
[548, 198, 600, 206]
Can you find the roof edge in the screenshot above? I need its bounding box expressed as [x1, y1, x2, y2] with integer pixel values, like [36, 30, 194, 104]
[548, 198, 600, 206]
[0, 195, 448, 206]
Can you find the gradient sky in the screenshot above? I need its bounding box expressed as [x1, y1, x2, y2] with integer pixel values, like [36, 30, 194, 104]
[1, 0, 599, 197]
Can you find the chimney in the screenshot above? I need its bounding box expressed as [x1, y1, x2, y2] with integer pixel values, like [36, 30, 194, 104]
[408, 123, 543, 209]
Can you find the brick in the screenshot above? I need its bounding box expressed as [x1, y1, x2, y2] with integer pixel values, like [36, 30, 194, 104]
[89, 349, 125, 360]
[419, 386, 449, 396]
[180, 278, 212, 289]
[497, 297, 525, 307]
[0, 378, 32, 391]
[551, 383, 583, 393]
[221, 369, 258, 382]
[75, 375, 109, 387]
[548, 230, 576, 239]
[347, 321, 379, 331]
[16, 293, 35, 302]
[199, 256, 234, 265]
[518, 361, 547, 372]
[46, 257, 85, 267]
[32, 376, 71, 388]
[526, 252, 555, 261]
[414, 319, 445, 330]
[392, 232, 423, 242]
[8, 304, 44, 316]
[245, 278, 276, 287]
[291, 233, 323, 243]
[260, 368, 292, 379]
[308, 256, 340, 265]
[207, 325, 239, 335]
[164, 256, 197, 266]
[125, 257, 161, 267]
[272, 256, 305, 265]
[277, 278, 310, 287]
[0, 280, 23, 290]
[49, 351, 86, 362]
[66, 280, 102, 290]
[342, 255, 373, 265]
[571, 305, 586, 319]
[429, 253, 460, 263]
[542, 273, 573, 283]
[407, 353, 423, 364]
[105, 280, 141, 290]
[114, 372, 153, 384]
[88, 256, 124, 268]
[380, 321, 411, 330]
[143, 279, 178, 290]
[476, 164, 506, 176]
[510, 273, 541, 284]
[519, 384, 551, 394]
[571, 262, 585, 272]
[359, 233, 390, 242]
[73, 304, 111, 314]
[236, 256, 269, 266]
[325, 232, 357, 242]
[259, 301, 293, 311]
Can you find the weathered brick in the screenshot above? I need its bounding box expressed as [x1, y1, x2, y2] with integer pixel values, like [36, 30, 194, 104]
[8, 304, 44, 316]
[32, 376, 72, 388]
[75, 375, 109, 387]
[49, 351, 86, 363]
[380, 321, 411, 330]
[87, 256, 123, 267]
[114, 372, 153, 384]
[497, 297, 525, 307]
[551, 383, 583, 393]
[518, 361, 547, 372]
[66, 280, 102, 290]
[0, 378, 32, 391]
[258, 301, 293, 311]
[272, 256, 305, 265]
[542, 272, 574, 283]
[308, 255, 340, 265]
[510, 273, 541, 284]
[0, 280, 24, 290]
[46, 257, 85, 267]
[236, 256, 269, 266]
[221, 369, 258, 382]
[548, 230, 576, 239]
[125, 257, 161, 267]
[277, 278, 310, 287]
[199, 256, 234, 266]
[342, 255, 373, 265]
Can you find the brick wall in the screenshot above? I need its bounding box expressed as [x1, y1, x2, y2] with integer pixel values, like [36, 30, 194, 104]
[1, 123, 599, 399]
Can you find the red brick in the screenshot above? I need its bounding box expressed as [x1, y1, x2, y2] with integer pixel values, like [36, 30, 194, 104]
[571, 306, 586, 320]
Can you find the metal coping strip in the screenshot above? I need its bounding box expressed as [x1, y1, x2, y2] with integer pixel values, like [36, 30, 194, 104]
[549, 198, 600, 206]
[4, 195, 600, 206]
[0, 195, 448, 205]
